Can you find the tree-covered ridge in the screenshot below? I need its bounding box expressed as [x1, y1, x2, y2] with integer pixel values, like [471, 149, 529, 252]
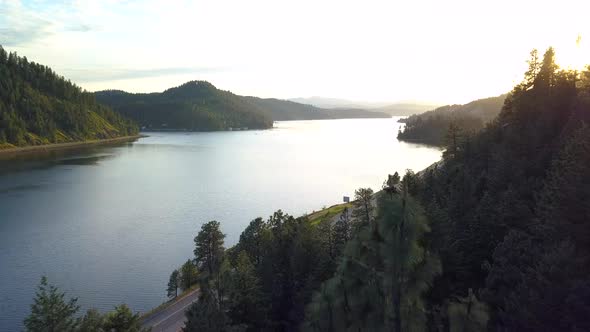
[397, 94, 506, 145]
[0, 46, 138, 149]
[243, 96, 391, 121]
[96, 82, 274, 131]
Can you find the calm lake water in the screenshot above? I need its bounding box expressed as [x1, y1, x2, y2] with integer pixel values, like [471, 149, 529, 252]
[0, 118, 441, 330]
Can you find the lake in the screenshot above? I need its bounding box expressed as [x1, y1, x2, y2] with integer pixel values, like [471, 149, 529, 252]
[0, 118, 441, 330]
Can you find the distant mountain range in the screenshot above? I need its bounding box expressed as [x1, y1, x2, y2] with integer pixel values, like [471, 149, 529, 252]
[244, 97, 390, 121]
[96, 82, 391, 131]
[289, 97, 438, 116]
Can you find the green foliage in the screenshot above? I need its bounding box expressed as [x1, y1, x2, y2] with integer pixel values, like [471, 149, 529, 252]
[103, 304, 147, 332]
[181, 210, 336, 331]
[398, 95, 506, 145]
[24, 276, 80, 332]
[226, 252, 265, 330]
[78, 309, 105, 332]
[179, 260, 198, 291]
[24, 278, 148, 332]
[0, 45, 138, 147]
[184, 290, 230, 332]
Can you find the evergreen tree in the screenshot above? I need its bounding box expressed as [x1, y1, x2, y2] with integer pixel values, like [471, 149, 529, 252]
[24, 276, 80, 332]
[167, 269, 180, 298]
[236, 217, 267, 267]
[351, 187, 374, 227]
[194, 221, 226, 303]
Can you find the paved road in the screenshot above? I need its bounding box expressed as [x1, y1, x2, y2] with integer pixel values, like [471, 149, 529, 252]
[141, 290, 199, 332]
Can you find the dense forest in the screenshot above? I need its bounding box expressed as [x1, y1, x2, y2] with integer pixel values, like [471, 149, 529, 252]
[96, 84, 389, 131]
[397, 95, 506, 145]
[0, 46, 138, 149]
[95, 82, 273, 131]
[25, 48, 590, 331]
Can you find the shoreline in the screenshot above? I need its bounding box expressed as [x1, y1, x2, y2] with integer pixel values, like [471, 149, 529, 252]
[0, 135, 146, 158]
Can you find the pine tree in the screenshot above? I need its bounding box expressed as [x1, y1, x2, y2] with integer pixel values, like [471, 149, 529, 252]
[167, 269, 180, 298]
[351, 188, 374, 227]
[194, 221, 227, 308]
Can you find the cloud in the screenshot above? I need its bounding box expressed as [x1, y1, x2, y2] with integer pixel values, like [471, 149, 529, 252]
[65, 23, 94, 32]
[63, 66, 230, 83]
[0, 0, 97, 46]
[0, 1, 55, 46]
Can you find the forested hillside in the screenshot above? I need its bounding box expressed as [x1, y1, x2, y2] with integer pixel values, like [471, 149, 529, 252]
[397, 94, 506, 145]
[96, 82, 273, 131]
[0, 46, 138, 149]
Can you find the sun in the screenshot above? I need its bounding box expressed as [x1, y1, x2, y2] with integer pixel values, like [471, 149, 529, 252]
[556, 34, 590, 71]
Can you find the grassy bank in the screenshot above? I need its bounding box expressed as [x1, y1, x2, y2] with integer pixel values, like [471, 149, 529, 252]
[307, 202, 352, 225]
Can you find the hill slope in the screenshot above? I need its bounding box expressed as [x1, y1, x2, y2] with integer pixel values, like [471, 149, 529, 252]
[0, 46, 138, 149]
[397, 94, 507, 145]
[96, 82, 273, 131]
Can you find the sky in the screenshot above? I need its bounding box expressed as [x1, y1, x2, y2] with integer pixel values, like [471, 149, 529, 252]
[1, 0, 589, 105]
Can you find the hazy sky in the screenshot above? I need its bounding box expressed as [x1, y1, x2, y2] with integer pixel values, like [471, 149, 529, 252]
[1, 0, 589, 104]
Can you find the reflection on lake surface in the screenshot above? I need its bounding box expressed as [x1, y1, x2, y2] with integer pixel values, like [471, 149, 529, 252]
[0, 118, 441, 330]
